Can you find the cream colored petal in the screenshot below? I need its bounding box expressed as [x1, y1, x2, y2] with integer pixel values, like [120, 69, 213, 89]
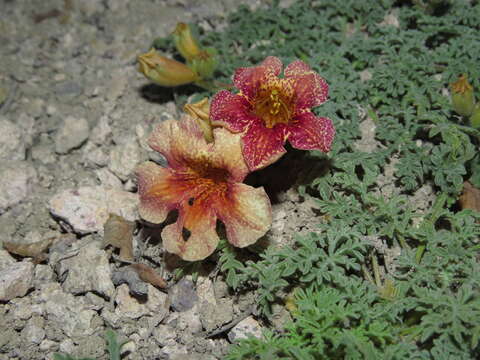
[217, 183, 272, 248]
[136, 162, 171, 224]
[162, 205, 219, 261]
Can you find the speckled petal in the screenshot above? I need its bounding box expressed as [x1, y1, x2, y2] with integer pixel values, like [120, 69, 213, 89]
[210, 90, 256, 133]
[216, 183, 272, 248]
[288, 112, 335, 152]
[162, 203, 219, 261]
[284, 61, 329, 109]
[136, 162, 176, 224]
[242, 120, 287, 171]
[233, 56, 283, 99]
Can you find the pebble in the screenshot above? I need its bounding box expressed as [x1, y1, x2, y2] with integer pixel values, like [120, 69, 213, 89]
[168, 278, 199, 312]
[199, 298, 234, 332]
[0, 160, 37, 214]
[108, 137, 142, 181]
[48, 186, 138, 234]
[0, 249, 16, 271]
[227, 316, 263, 342]
[115, 284, 169, 320]
[21, 315, 46, 344]
[0, 117, 25, 161]
[60, 241, 115, 298]
[0, 261, 35, 301]
[55, 115, 90, 154]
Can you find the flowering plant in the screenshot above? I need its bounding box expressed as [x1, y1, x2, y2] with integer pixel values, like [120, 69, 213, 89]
[210, 56, 335, 170]
[136, 115, 272, 261]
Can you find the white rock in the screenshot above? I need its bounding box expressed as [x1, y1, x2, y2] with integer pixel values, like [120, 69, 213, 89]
[91, 116, 112, 145]
[39, 339, 57, 351]
[108, 138, 142, 181]
[228, 316, 263, 342]
[0, 261, 34, 301]
[55, 116, 90, 154]
[196, 276, 217, 305]
[48, 186, 138, 234]
[0, 249, 16, 271]
[0, 160, 37, 214]
[176, 305, 203, 334]
[115, 284, 169, 319]
[61, 241, 115, 298]
[152, 324, 176, 346]
[95, 168, 123, 189]
[21, 316, 46, 344]
[39, 282, 99, 338]
[0, 117, 25, 161]
[59, 338, 75, 354]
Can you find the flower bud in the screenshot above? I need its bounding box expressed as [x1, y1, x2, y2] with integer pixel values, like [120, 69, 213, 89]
[470, 103, 480, 129]
[189, 47, 218, 80]
[450, 74, 476, 117]
[173, 23, 202, 62]
[184, 97, 213, 143]
[138, 48, 199, 87]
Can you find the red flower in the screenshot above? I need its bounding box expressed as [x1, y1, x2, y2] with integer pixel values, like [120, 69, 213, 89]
[210, 56, 335, 171]
[136, 115, 272, 261]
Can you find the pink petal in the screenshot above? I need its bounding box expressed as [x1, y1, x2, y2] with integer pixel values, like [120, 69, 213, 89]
[288, 112, 335, 152]
[242, 120, 287, 171]
[233, 56, 283, 99]
[292, 72, 329, 109]
[210, 90, 256, 133]
[162, 204, 219, 261]
[284, 60, 312, 77]
[216, 183, 272, 248]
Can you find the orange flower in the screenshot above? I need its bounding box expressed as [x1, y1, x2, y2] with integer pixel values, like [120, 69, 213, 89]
[136, 115, 272, 261]
[210, 56, 335, 171]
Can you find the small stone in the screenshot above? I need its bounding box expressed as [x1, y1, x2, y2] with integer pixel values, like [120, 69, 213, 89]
[39, 282, 98, 338]
[39, 339, 57, 351]
[0, 160, 37, 214]
[0, 249, 16, 271]
[55, 116, 90, 154]
[83, 142, 109, 167]
[34, 264, 54, 288]
[115, 284, 169, 320]
[21, 315, 46, 344]
[95, 168, 123, 189]
[169, 278, 198, 312]
[0, 261, 34, 301]
[0, 117, 25, 161]
[152, 324, 176, 346]
[108, 138, 142, 181]
[161, 342, 188, 358]
[196, 276, 217, 305]
[199, 298, 234, 332]
[60, 241, 115, 298]
[228, 316, 263, 342]
[91, 116, 112, 145]
[111, 266, 148, 296]
[48, 186, 138, 234]
[59, 338, 75, 354]
[176, 306, 203, 334]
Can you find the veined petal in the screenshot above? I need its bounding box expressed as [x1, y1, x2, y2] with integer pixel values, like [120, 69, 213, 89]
[233, 56, 283, 99]
[217, 183, 272, 248]
[288, 112, 335, 152]
[284, 61, 329, 109]
[148, 117, 206, 169]
[136, 162, 177, 224]
[210, 90, 256, 133]
[210, 127, 249, 182]
[162, 202, 219, 261]
[242, 120, 287, 171]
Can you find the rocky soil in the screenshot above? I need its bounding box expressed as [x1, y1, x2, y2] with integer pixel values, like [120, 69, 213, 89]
[0, 1, 438, 359]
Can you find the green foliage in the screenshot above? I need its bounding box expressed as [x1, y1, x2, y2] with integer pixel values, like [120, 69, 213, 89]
[53, 330, 127, 360]
[188, 0, 480, 358]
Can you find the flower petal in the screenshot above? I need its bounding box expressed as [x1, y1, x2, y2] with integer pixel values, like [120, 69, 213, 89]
[162, 202, 219, 261]
[242, 120, 287, 171]
[210, 90, 256, 133]
[210, 127, 249, 182]
[217, 183, 272, 248]
[288, 112, 335, 152]
[148, 117, 206, 169]
[233, 56, 283, 99]
[136, 162, 175, 224]
[285, 61, 329, 109]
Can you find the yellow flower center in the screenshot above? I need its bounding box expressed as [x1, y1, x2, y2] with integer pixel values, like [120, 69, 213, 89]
[253, 87, 292, 128]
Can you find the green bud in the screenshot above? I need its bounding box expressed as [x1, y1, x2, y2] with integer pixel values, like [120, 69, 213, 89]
[188, 48, 218, 80]
[470, 103, 480, 129]
[450, 74, 476, 117]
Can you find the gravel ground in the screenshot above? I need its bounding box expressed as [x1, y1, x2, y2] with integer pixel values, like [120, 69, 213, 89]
[0, 1, 437, 359]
